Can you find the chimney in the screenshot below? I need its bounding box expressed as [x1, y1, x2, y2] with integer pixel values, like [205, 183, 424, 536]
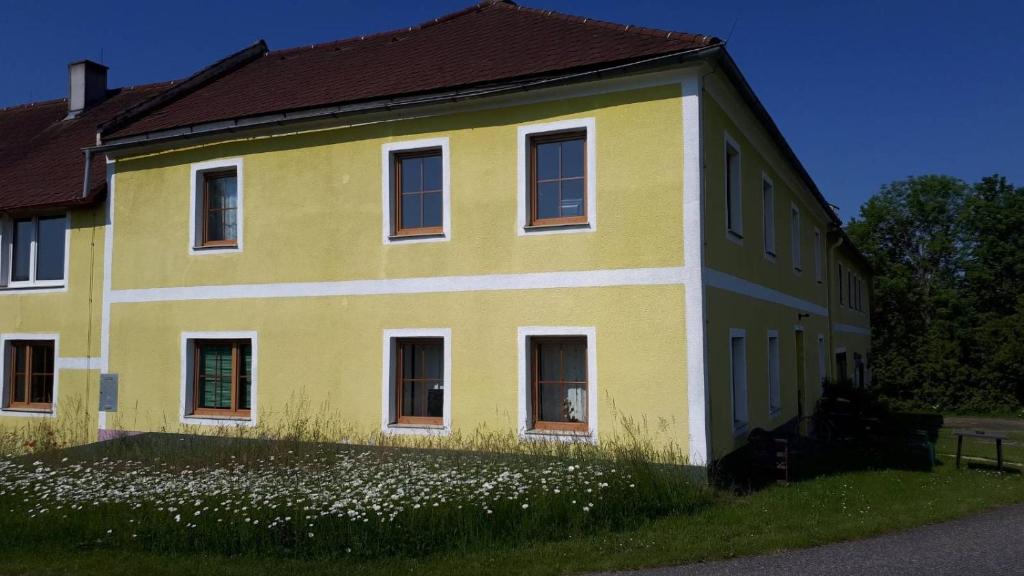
[66, 60, 108, 118]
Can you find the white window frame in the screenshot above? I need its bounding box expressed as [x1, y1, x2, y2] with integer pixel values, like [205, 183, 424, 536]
[814, 228, 823, 283]
[381, 137, 451, 244]
[517, 326, 597, 442]
[189, 158, 244, 255]
[0, 214, 70, 290]
[0, 333, 60, 418]
[838, 262, 845, 306]
[767, 330, 781, 418]
[517, 118, 597, 236]
[761, 173, 775, 259]
[729, 328, 748, 435]
[724, 132, 743, 242]
[790, 203, 802, 273]
[180, 331, 258, 427]
[381, 328, 452, 435]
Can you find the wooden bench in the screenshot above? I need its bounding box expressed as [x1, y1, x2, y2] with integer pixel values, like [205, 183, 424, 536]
[955, 430, 1007, 471]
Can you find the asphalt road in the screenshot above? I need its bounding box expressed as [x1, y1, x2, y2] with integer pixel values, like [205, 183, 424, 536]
[592, 503, 1024, 576]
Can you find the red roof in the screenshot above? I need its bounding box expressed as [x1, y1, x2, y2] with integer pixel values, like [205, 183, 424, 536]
[0, 83, 171, 211]
[108, 0, 719, 138]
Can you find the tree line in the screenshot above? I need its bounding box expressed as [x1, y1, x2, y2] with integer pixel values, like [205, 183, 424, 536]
[846, 175, 1024, 415]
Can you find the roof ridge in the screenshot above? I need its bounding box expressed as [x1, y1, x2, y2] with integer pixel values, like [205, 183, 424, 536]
[497, 2, 719, 45]
[0, 97, 66, 114]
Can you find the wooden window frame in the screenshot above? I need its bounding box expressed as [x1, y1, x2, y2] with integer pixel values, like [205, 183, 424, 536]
[6, 340, 55, 411]
[393, 337, 444, 426]
[190, 339, 250, 419]
[200, 170, 239, 248]
[528, 130, 588, 228]
[529, 336, 589, 433]
[392, 149, 444, 237]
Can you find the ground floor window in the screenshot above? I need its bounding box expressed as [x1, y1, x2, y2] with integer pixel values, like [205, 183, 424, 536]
[190, 339, 251, 418]
[394, 337, 445, 425]
[530, 336, 588, 432]
[767, 331, 781, 417]
[854, 353, 865, 388]
[5, 340, 54, 410]
[835, 351, 849, 384]
[730, 330, 748, 433]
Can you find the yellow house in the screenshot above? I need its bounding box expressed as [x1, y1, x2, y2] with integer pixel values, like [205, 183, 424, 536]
[1, 1, 871, 463]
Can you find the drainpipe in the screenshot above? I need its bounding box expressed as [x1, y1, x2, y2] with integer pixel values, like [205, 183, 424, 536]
[826, 230, 844, 381]
[81, 148, 94, 199]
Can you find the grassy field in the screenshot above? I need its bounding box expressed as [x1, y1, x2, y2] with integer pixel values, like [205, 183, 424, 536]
[935, 425, 1024, 466]
[0, 422, 1022, 576]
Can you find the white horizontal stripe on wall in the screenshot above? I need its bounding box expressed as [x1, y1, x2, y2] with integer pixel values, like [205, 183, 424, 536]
[833, 323, 871, 336]
[57, 357, 95, 370]
[108, 267, 687, 304]
[704, 267, 828, 317]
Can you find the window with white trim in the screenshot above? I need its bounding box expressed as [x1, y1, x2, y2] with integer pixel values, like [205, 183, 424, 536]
[730, 329, 748, 433]
[190, 158, 243, 254]
[517, 118, 596, 235]
[382, 328, 451, 434]
[3, 340, 55, 411]
[814, 228, 823, 283]
[1, 215, 67, 288]
[838, 262, 845, 306]
[817, 334, 827, 390]
[382, 138, 451, 243]
[767, 331, 780, 417]
[762, 175, 776, 257]
[790, 205, 802, 272]
[725, 136, 742, 238]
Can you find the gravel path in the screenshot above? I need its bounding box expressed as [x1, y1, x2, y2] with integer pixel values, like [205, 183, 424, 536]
[591, 503, 1024, 576]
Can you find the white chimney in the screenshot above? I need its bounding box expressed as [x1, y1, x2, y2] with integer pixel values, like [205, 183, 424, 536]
[66, 60, 108, 118]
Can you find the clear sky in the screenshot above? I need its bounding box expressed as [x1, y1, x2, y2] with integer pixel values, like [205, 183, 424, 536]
[1, 0, 1020, 219]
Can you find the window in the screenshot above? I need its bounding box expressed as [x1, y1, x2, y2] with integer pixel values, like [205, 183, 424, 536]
[382, 138, 450, 243]
[190, 158, 243, 253]
[530, 337, 588, 432]
[529, 131, 587, 226]
[835, 351, 848, 383]
[382, 328, 451, 433]
[4, 340, 54, 411]
[790, 205, 802, 271]
[725, 135, 742, 238]
[838, 263, 845, 305]
[730, 329, 748, 433]
[767, 331, 780, 417]
[393, 338, 445, 426]
[762, 175, 776, 257]
[817, 334, 827, 389]
[854, 353, 865, 387]
[3, 215, 67, 287]
[814, 228, 823, 283]
[188, 339, 251, 419]
[848, 270, 853, 309]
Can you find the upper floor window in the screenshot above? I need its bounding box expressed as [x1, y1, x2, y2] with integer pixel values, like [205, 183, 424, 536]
[5, 340, 54, 411]
[790, 205, 802, 272]
[762, 175, 776, 257]
[517, 118, 596, 235]
[725, 135, 742, 239]
[190, 158, 243, 254]
[814, 228, 823, 283]
[5, 215, 67, 287]
[838, 262, 845, 305]
[382, 138, 450, 243]
[529, 131, 587, 226]
[393, 150, 444, 236]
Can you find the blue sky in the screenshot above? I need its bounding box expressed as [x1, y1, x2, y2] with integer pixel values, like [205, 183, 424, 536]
[2, 0, 1020, 219]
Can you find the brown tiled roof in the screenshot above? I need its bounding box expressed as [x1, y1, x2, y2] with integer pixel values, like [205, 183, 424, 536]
[0, 83, 171, 211]
[108, 0, 720, 138]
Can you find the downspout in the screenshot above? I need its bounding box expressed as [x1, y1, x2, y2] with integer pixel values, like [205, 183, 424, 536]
[826, 230, 844, 381]
[81, 148, 93, 199]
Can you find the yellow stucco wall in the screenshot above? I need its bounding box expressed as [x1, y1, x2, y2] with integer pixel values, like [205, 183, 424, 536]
[0, 206, 103, 433]
[112, 85, 685, 289]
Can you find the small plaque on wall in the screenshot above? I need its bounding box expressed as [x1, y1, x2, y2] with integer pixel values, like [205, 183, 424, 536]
[99, 374, 118, 412]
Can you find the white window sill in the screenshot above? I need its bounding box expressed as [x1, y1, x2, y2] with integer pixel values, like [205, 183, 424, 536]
[181, 415, 254, 427]
[0, 283, 66, 292]
[384, 423, 450, 436]
[1, 408, 55, 418]
[521, 222, 593, 235]
[190, 245, 240, 255]
[521, 429, 595, 443]
[733, 423, 749, 437]
[726, 230, 744, 245]
[386, 233, 448, 244]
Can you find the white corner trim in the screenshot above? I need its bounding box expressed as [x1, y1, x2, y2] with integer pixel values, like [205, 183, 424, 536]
[516, 117, 597, 236]
[833, 323, 871, 337]
[704, 267, 828, 317]
[188, 157, 244, 255]
[0, 333, 60, 418]
[108, 266, 686, 304]
[380, 137, 452, 244]
[681, 74, 709, 466]
[516, 326, 598, 443]
[380, 328, 453, 435]
[179, 331, 258, 427]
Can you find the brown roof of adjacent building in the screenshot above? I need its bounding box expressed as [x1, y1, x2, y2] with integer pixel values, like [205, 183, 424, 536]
[106, 0, 720, 139]
[0, 83, 171, 211]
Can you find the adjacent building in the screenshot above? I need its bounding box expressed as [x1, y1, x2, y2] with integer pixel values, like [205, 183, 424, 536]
[0, 0, 871, 464]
